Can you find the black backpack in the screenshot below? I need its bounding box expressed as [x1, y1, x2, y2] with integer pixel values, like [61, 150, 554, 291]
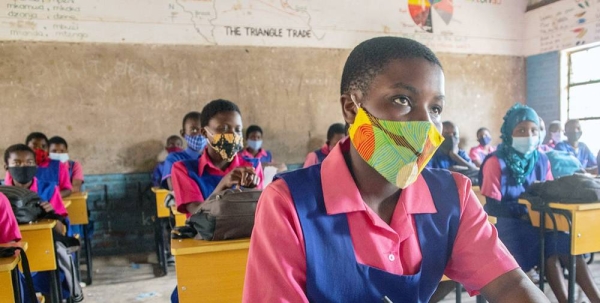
[0, 186, 44, 223]
[522, 174, 600, 204]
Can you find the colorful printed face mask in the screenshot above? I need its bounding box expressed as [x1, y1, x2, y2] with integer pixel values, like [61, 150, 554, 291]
[206, 129, 243, 162]
[348, 102, 444, 189]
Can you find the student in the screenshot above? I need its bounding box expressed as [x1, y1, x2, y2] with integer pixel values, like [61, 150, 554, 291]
[480, 104, 600, 303]
[543, 120, 562, 149]
[0, 191, 21, 243]
[4, 133, 73, 198]
[241, 125, 287, 172]
[537, 118, 552, 152]
[152, 135, 183, 187]
[161, 112, 205, 190]
[469, 127, 496, 167]
[4, 144, 68, 222]
[48, 136, 85, 192]
[554, 119, 598, 174]
[428, 121, 478, 170]
[171, 99, 264, 216]
[244, 37, 546, 302]
[302, 123, 345, 168]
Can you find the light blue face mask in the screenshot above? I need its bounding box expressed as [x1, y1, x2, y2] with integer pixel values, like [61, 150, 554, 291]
[512, 136, 539, 155]
[184, 134, 207, 152]
[247, 139, 262, 151]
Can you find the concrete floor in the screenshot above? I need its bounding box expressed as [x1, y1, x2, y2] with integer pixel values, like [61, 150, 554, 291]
[80, 254, 600, 303]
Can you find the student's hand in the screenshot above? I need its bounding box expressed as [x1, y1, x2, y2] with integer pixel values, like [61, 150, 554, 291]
[217, 167, 259, 191]
[39, 202, 55, 213]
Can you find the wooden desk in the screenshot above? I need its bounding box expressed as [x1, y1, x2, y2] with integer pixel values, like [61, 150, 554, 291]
[171, 206, 186, 227]
[171, 238, 250, 303]
[64, 192, 89, 225]
[0, 242, 28, 303]
[152, 187, 170, 218]
[519, 199, 600, 303]
[19, 220, 61, 303]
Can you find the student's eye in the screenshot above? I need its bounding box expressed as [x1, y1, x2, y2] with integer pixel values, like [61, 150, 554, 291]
[431, 106, 443, 116]
[392, 96, 410, 106]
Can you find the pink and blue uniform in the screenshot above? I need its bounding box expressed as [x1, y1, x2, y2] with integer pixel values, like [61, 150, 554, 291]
[554, 141, 597, 169]
[240, 148, 273, 166]
[428, 149, 472, 169]
[160, 148, 202, 189]
[0, 192, 21, 243]
[244, 139, 518, 302]
[303, 144, 331, 168]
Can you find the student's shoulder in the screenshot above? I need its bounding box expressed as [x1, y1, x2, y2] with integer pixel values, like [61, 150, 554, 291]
[165, 150, 188, 163]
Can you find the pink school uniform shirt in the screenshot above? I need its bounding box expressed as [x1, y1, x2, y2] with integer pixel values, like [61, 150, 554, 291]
[4, 160, 72, 192]
[240, 148, 270, 162]
[0, 192, 21, 243]
[71, 161, 84, 181]
[469, 145, 496, 165]
[302, 144, 331, 168]
[244, 139, 519, 302]
[171, 152, 264, 215]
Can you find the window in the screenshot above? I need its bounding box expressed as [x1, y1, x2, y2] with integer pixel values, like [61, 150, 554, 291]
[564, 45, 600, 156]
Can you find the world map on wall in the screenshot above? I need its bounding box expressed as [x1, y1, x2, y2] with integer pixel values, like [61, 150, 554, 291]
[408, 0, 454, 33]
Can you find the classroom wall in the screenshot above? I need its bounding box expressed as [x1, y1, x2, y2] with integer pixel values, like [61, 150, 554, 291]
[0, 42, 525, 174]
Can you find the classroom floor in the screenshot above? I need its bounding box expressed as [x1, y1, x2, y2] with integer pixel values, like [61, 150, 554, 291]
[80, 254, 600, 303]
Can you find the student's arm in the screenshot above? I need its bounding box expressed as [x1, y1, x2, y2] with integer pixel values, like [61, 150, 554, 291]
[58, 162, 72, 198]
[39, 202, 66, 234]
[449, 150, 478, 170]
[171, 162, 204, 214]
[584, 145, 598, 174]
[480, 269, 549, 302]
[71, 162, 84, 192]
[303, 152, 318, 168]
[0, 193, 21, 243]
[243, 180, 308, 303]
[161, 157, 177, 190]
[213, 167, 260, 194]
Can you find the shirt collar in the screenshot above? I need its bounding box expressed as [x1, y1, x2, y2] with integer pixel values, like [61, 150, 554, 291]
[197, 151, 247, 176]
[321, 138, 437, 216]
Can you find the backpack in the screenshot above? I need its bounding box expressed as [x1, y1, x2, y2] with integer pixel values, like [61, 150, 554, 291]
[545, 150, 585, 178]
[174, 188, 262, 240]
[522, 174, 600, 204]
[0, 186, 44, 224]
[0, 246, 38, 303]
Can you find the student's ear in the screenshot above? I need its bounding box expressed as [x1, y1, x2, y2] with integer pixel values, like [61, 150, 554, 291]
[341, 93, 359, 126]
[3, 164, 8, 171]
[179, 129, 184, 137]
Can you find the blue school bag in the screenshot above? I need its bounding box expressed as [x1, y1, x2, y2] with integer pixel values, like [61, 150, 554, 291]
[545, 149, 585, 178]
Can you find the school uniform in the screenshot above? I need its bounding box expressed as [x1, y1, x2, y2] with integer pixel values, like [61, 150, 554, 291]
[152, 162, 166, 187]
[67, 160, 84, 184]
[244, 139, 518, 302]
[302, 144, 331, 168]
[480, 152, 569, 271]
[4, 175, 68, 217]
[4, 159, 72, 193]
[427, 149, 472, 169]
[0, 192, 21, 243]
[171, 152, 264, 216]
[160, 148, 201, 189]
[240, 148, 273, 166]
[554, 141, 597, 169]
[469, 145, 496, 164]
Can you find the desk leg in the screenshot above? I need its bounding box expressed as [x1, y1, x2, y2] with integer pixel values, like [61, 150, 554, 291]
[11, 268, 21, 303]
[567, 255, 576, 303]
[455, 282, 461, 303]
[154, 218, 168, 276]
[539, 209, 546, 291]
[475, 295, 486, 303]
[83, 224, 93, 285]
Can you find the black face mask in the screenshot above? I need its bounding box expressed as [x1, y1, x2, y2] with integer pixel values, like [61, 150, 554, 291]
[9, 166, 37, 185]
[565, 131, 582, 142]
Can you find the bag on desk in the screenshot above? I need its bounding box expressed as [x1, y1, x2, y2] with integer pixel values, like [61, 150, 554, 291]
[0, 246, 38, 303]
[0, 186, 44, 224]
[523, 174, 600, 204]
[183, 188, 262, 241]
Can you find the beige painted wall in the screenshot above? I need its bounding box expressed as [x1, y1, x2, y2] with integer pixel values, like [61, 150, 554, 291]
[0, 42, 525, 174]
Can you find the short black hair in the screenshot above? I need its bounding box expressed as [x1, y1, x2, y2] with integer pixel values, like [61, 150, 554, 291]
[167, 135, 182, 144]
[48, 136, 68, 149]
[200, 99, 241, 128]
[327, 123, 346, 141]
[25, 132, 48, 145]
[340, 36, 442, 95]
[246, 125, 263, 138]
[182, 111, 201, 130]
[565, 119, 580, 129]
[476, 127, 489, 136]
[4, 144, 35, 165]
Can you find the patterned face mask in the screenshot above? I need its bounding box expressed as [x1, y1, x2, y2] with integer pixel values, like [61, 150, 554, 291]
[348, 101, 444, 189]
[206, 129, 244, 162]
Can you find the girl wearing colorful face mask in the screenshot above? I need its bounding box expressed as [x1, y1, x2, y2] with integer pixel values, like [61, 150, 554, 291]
[244, 37, 546, 303]
[48, 136, 85, 193]
[4, 132, 73, 199]
[469, 127, 496, 168]
[480, 104, 600, 303]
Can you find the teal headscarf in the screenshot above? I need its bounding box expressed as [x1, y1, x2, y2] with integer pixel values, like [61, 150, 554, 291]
[496, 103, 541, 185]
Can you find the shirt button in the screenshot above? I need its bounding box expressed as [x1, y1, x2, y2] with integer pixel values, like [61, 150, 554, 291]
[388, 254, 395, 261]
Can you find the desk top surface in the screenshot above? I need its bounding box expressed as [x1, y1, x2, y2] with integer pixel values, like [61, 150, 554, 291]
[171, 238, 250, 256]
[0, 242, 28, 271]
[63, 200, 72, 208]
[18, 219, 56, 231]
[66, 192, 88, 199]
[520, 199, 600, 211]
[152, 187, 168, 194]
